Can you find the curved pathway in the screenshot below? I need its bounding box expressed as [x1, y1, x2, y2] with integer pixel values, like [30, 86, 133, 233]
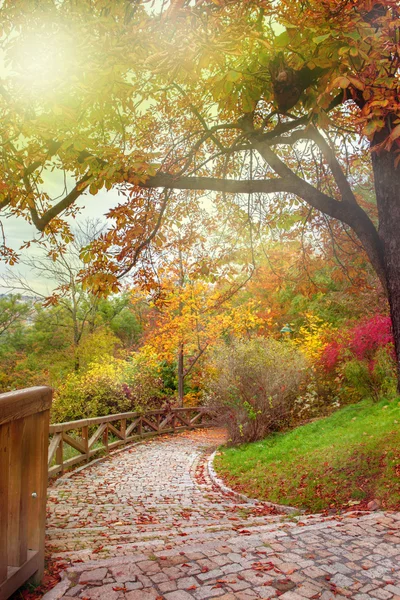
[44, 429, 400, 600]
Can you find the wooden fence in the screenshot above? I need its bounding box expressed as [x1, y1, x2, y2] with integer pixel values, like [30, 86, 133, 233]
[0, 386, 213, 600]
[48, 406, 213, 477]
[0, 387, 52, 600]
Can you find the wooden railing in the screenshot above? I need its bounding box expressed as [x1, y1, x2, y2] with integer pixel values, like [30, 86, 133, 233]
[48, 406, 213, 477]
[0, 387, 52, 600]
[0, 390, 212, 600]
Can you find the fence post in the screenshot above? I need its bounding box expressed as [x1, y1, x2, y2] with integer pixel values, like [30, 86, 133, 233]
[0, 423, 10, 585]
[82, 426, 89, 462]
[0, 386, 52, 599]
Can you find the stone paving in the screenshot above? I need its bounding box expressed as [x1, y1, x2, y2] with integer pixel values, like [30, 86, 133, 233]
[43, 429, 400, 600]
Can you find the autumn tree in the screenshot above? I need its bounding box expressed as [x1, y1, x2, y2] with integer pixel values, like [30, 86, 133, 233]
[1, 1, 400, 382]
[132, 193, 256, 405]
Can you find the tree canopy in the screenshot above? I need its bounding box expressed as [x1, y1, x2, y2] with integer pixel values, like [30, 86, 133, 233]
[1, 0, 400, 377]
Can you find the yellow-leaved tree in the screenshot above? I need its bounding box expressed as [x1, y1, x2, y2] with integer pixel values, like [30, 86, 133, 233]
[143, 277, 260, 406]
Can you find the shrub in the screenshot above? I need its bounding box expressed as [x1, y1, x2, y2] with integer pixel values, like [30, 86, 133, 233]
[206, 337, 308, 445]
[52, 358, 130, 423]
[51, 349, 170, 423]
[339, 347, 397, 403]
[122, 347, 166, 410]
[318, 314, 397, 402]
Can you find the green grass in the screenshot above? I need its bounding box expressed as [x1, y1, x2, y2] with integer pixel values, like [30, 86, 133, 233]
[215, 398, 400, 512]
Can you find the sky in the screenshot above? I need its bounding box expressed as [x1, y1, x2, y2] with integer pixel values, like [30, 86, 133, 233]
[0, 183, 121, 296]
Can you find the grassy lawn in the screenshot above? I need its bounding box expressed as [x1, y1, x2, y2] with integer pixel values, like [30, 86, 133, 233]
[214, 398, 400, 512]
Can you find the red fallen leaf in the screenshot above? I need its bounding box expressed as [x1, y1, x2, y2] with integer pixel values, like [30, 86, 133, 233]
[201, 566, 209, 573]
[362, 565, 370, 570]
[212, 584, 223, 589]
[186, 586, 197, 591]
[237, 574, 245, 580]
[156, 596, 164, 600]
[324, 575, 331, 581]
[113, 586, 127, 592]
[181, 563, 191, 567]
[160, 556, 167, 560]
[92, 545, 104, 554]
[178, 532, 188, 537]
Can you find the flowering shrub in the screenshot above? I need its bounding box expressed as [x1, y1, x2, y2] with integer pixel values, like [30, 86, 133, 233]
[320, 315, 394, 372]
[318, 314, 396, 402]
[348, 315, 394, 361]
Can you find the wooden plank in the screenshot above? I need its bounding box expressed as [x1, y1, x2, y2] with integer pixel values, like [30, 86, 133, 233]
[120, 419, 126, 440]
[102, 425, 109, 453]
[0, 423, 9, 584]
[141, 417, 159, 432]
[88, 423, 106, 449]
[0, 550, 39, 600]
[48, 433, 62, 465]
[108, 422, 125, 440]
[48, 464, 62, 478]
[63, 433, 86, 455]
[27, 409, 50, 584]
[56, 437, 64, 475]
[174, 413, 191, 427]
[190, 412, 203, 425]
[49, 411, 142, 433]
[7, 418, 29, 567]
[0, 387, 52, 426]
[62, 454, 87, 470]
[82, 426, 89, 462]
[125, 419, 140, 437]
[159, 413, 173, 430]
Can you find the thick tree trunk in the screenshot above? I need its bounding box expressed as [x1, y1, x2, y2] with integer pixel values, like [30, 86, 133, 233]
[372, 136, 400, 389]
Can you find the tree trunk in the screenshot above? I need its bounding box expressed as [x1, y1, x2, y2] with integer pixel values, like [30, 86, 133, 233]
[372, 133, 400, 389]
[178, 343, 184, 407]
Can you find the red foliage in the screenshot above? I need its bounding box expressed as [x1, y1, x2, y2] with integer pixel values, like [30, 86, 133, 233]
[320, 340, 342, 372]
[348, 315, 394, 361]
[319, 315, 394, 372]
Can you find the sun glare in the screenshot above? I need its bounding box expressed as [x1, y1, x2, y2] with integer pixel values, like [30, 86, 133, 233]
[13, 31, 75, 94]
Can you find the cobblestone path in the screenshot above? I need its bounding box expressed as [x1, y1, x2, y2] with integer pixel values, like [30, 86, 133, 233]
[44, 429, 400, 600]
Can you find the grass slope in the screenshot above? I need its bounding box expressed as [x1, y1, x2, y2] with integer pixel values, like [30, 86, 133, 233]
[214, 398, 400, 512]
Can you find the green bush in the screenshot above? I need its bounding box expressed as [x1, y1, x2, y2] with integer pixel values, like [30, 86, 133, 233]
[340, 346, 397, 403]
[206, 337, 308, 444]
[51, 351, 168, 424]
[51, 358, 130, 423]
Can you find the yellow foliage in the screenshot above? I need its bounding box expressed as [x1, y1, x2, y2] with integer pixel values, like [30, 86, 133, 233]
[145, 279, 261, 364]
[295, 314, 336, 363]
